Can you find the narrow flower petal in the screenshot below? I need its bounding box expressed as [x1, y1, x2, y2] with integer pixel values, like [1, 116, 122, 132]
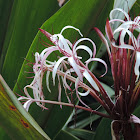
[110, 8, 130, 21]
[85, 58, 107, 77]
[75, 45, 93, 58]
[46, 71, 51, 92]
[68, 57, 83, 81]
[73, 38, 96, 58]
[53, 56, 68, 85]
[63, 68, 74, 91]
[129, 115, 140, 124]
[77, 89, 90, 96]
[135, 52, 140, 81]
[83, 70, 100, 91]
[75, 78, 90, 108]
[56, 34, 72, 54]
[60, 25, 83, 37]
[23, 100, 33, 112]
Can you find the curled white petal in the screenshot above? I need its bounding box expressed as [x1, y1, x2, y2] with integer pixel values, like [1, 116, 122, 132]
[73, 38, 96, 58]
[68, 57, 83, 81]
[110, 8, 130, 21]
[53, 56, 68, 85]
[111, 42, 135, 50]
[23, 100, 33, 112]
[75, 78, 90, 108]
[114, 27, 138, 48]
[60, 25, 83, 37]
[86, 58, 107, 77]
[77, 89, 90, 96]
[57, 34, 72, 53]
[135, 51, 140, 81]
[75, 45, 93, 58]
[46, 71, 51, 92]
[129, 114, 140, 124]
[35, 52, 40, 63]
[63, 68, 74, 90]
[83, 70, 99, 92]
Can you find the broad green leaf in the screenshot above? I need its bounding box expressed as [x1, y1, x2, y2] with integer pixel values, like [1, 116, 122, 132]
[1, 0, 60, 89]
[0, 75, 50, 139]
[129, 0, 140, 18]
[65, 128, 95, 140]
[92, 118, 112, 140]
[13, 0, 114, 139]
[0, 127, 11, 140]
[54, 130, 80, 140]
[101, 82, 115, 98]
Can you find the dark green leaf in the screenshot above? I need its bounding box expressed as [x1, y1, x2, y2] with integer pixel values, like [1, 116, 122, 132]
[0, 0, 13, 58]
[54, 130, 80, 140]
[66, 128, 95, 140]
[92, 118, 112, 140]
[1, 0, 60, 88]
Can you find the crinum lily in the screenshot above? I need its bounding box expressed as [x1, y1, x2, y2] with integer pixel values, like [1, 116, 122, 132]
[94, 8, 140, 140]
[18, 8, 140, 140]
[19, 25, 113, 117]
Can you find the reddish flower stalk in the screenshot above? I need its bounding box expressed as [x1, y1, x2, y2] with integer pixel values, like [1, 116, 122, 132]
[95, 8, 140, 139]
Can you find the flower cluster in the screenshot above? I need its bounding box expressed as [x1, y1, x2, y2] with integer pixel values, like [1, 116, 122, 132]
[18, 25, 111, 112]
[18, 8, 140, 138]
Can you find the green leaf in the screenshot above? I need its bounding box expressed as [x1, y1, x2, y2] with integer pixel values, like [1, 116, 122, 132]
[65, 128, 95, 140]
[1, 0, 60, 89]
[54, 130, 80, 140]
[13, 0, 114, 139]
[0, 75, 50, 140]
[0, 0, 13, 58]
[101, 82, 115, 98]
[0, 127, 11, 140]
[129, 0, 140, 18]
[92, 118, 112, 140]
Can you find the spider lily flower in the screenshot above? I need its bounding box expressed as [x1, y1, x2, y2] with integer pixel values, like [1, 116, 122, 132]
[39, 26, 98, 88]
[108, 8, 140, 81]
[95, 8, 140, 140]
[19, 25, 116, 116]
[17, 8, 140, 140]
